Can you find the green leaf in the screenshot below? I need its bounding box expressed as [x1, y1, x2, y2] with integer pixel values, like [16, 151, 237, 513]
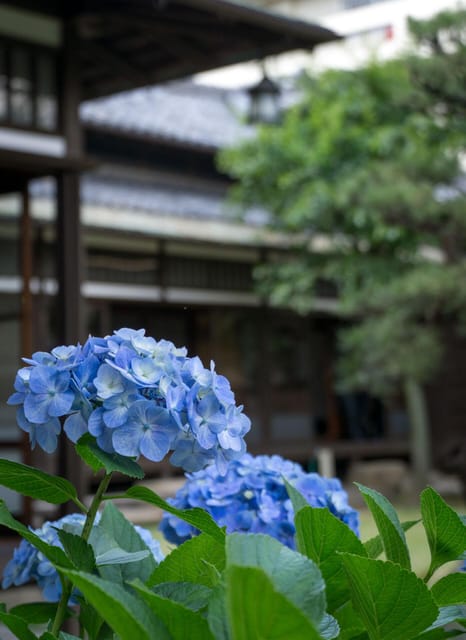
[207, 581, 230, 640]
[152, 582, 212, 611]
[79, 601, 105, 640]
[284, 477, 310, 513]
[340, 553, 438, 640]
[131, 579, 215, 640]
[333, 601, 366, 640]
[364, 520, 420, 559]
[295, 505, 367, 612]
[149, 532, 225, 588]
[57, 529, 96, 573]
[9, 602, 70, 625]
[0, 500, 72, 569]
[226, 532, 326, 629]
[0, 459, 80, 506]
[431, 573, 466, 606]
[0, 611, 37, 640]
[61, 570, 170, 640]
[90, 502, 157, 585]
[225, 565, 323, 639]
[413, 629, 464, 640]
[356, 483, 411, 569]
[76, 434, 144, 479]
[421, 488, 466, 579]
[421, 605, 466, 634]
[125, 486, 225, 544]
[96, 548, 150, 566]
[40, 633, 82, 640]
[319, 613, 340, 639]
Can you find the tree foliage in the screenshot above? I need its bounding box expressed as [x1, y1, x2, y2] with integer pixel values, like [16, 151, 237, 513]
[219, 9, 466, 395]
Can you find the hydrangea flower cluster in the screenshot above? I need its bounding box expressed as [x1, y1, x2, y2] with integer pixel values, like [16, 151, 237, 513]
[1, 514, 164, 602]
[160, 453, 359, 548]
[8, 328, 251, 473]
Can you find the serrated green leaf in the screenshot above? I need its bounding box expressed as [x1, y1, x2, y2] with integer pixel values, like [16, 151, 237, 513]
[421, 604, 466, 634]
[431, 573, 466, 606]
[421, 488, 466, 579]
[76, 434, 144, 479]
[0, 611, 37, 640]
[149, 532, 225, 588]
[340, 553, 438, 640]
[207, 581, 230, 640]
[319, 613, 340, 639]
[89, 502, 157, 585]
[57, 529, 96, 573]
[131, 579, 215, 640]
[96, 623, 116, 640]
[152, 582, 212, 611]
[0, 501, 72, 569]
[284, 477, 310, 512]
[61, 570, 170, 640]
[413, 629, 464, 639]
[364, 520, 420, 559]
[356, 483, 410, 569]
[225, 565, 323, 639]
[226, 532, 326, 629]
[9, 602, 69, 625]
[125, 486, 225, 543]
[96, 548, 150, 566]
[79, 601, 105, 640]
[0, 459, 80, 506]
[333, 601, 366, 640]
[295, 505, 367, 612]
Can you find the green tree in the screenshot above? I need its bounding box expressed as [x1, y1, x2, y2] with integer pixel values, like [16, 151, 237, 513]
[219, 9, 466, 485]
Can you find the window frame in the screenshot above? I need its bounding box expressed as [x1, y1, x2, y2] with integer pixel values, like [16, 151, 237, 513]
[0, 35, 61, 134]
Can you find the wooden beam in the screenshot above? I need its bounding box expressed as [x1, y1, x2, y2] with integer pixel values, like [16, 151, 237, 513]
[84, 39, 149, 88]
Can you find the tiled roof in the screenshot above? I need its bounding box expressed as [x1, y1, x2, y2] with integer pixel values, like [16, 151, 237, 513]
[30, 168, 269, 227]
[80, 80, 256, 150]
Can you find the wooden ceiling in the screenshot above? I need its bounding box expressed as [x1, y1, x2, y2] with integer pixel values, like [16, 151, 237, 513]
[11, 0, 338, 100]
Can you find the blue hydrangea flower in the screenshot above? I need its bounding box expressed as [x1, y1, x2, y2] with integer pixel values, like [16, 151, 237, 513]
[1, 514, 164, 603]
[160, 453, 359, 548]
[8, 328, 251, 474]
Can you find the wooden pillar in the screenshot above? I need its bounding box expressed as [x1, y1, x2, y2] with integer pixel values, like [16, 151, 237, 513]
[258, 305, 272, 450]
[56, 19, 87, 506]
[56, 17, 84, 345]
[20, 183, 33, 523]
[20, 185, 33, 367]
[56, 172, 84, 344]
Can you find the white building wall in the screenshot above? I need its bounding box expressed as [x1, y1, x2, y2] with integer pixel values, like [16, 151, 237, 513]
[198, 0, 465, 86]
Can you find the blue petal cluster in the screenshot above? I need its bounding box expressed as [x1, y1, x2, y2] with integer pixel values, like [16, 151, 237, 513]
[160, 453, 359, 548]
[1, 514, 164, 602]
[8, 328, 251, 472]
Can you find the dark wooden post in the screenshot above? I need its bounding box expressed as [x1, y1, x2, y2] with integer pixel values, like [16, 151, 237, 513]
[56, 19, 87, 506]
[20, 183, 33, 523]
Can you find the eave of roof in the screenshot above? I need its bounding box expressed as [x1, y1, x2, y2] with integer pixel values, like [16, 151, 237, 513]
[6, 0, 339, 100]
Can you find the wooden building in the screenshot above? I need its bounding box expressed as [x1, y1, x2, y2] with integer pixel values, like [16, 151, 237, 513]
[0, 0, 344, 514]
[0, 1, 461, 523]
[0, 72, 414, 514]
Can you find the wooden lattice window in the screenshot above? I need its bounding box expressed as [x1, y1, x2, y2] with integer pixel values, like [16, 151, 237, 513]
[0, 37, 59, 132]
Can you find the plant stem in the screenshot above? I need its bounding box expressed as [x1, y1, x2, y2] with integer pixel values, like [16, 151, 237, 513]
[81, 472, 113, 542]
[50, 472, 113, 637]
[424, 563, 436, 584]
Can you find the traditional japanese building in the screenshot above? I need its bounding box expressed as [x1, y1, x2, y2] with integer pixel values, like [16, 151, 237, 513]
[0, 0, 343, 516]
